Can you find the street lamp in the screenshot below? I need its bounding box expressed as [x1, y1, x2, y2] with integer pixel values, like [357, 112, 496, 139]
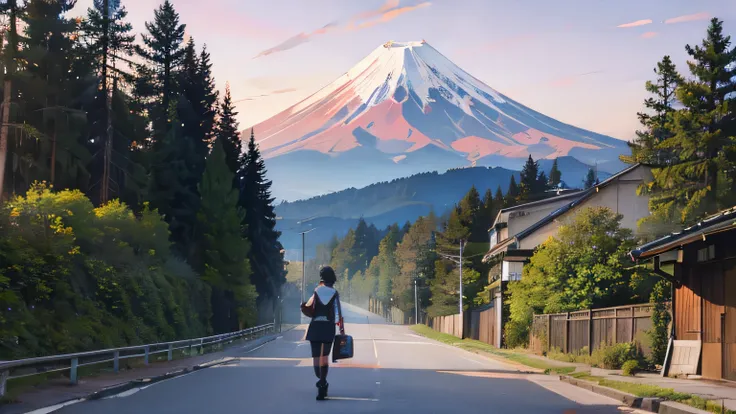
[299, 227, 317, 303]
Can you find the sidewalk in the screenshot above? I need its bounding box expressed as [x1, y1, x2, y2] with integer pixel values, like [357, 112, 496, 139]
[0, 329, 290, 414]
[588, 368, 736, 410]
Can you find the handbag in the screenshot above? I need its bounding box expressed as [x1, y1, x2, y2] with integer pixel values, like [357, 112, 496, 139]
[332, 293, 353, 362]
[300, 299, 315, 318]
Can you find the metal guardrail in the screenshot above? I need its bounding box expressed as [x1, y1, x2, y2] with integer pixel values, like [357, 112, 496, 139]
[0, 323, 275, 397]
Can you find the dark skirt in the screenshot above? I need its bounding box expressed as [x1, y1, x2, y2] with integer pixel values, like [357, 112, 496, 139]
[310, 341, 333, 358]
[305, 320, 336, 343]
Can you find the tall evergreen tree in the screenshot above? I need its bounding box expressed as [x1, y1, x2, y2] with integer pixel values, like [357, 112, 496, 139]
[240, 129, 285, 306]
[548, 158, 562, 189]
[147, 107, 201, 262]
[506, 175, 519, 206]
[216, 83, 241, 179]
[622, 56, 682, 166]
[17, 0, 91, 190]
[197, 138, 256, 333]
[135, 0, 185, 143]
[176, 37, 208, 183]
[494, 185, 504, 209]
[0, 0, 24, 200]
[519, 155, 540, 201]
[584, 168, 596, 189]
[81, 0, 137, 205]
[643, 18, 736, 226]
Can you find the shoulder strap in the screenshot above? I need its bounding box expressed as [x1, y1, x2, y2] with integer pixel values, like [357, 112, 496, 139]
[336, 292, 345, 335]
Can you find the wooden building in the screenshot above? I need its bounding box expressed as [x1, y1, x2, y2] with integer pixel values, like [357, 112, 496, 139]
[630, 207, 736, 380]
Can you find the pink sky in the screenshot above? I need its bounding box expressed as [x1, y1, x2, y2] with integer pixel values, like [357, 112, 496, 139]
[72, 0, 735, 141]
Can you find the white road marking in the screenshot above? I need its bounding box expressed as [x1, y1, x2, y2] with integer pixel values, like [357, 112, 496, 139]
[460, 356, 487, 366]
[366, 316, 380, 365]
[405, 333, 424, 339]
[23, 399, 84, 414]
[243, 343, 267, 353]
[326, 396, 379, 402]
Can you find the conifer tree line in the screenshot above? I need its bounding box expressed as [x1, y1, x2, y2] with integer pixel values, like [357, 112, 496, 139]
[0, 0, 284, 357]
[624, 17, 736, 235]
[307, 156, 565, 318]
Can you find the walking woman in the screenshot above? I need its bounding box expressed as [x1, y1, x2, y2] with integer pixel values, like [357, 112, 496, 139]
[303, 266, 344, 400]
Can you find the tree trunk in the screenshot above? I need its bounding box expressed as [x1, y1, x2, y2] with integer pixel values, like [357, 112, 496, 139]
[51, 129, 57, 185]
[0, 80, 10, 201]
[100, 0, 111, 203]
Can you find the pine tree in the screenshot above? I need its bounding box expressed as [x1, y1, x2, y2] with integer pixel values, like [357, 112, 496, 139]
[197, 138, 256, 333]
[494, 185, 504, 208]
[216, 83, 241, 179]
[81, 0, 137, 204]
[176, 37, 208, 182]
[506, 175, 519, 206]
[135, 0, 186, 143]
[17, 0, 91, 190]
[584, 168, 596, 189]
[642, 18, 736, 226]
[622, 56, 682, 166]
[548, 158, 562, 189]
[0, 0, 24, 200]
[198, 45, 218, 144]
[519, 155, 540, 201]
[240, 129, 285, 306]
[147, 106, 201, 262]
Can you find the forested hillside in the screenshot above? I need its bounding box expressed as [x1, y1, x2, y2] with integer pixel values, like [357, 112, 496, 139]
[0, 0, 284, 359]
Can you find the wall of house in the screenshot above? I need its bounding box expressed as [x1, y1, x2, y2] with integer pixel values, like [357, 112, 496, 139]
[575, 166, 652, 233]
[505, 197, 576, 237]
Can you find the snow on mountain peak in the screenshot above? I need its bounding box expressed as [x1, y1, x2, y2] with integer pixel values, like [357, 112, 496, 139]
[248, 41, 628, 173]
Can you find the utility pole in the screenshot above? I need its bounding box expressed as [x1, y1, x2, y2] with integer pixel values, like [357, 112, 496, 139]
[459, 239, 464, 318]
[299, 227, 316, 303]
[414, 278, 418, 324]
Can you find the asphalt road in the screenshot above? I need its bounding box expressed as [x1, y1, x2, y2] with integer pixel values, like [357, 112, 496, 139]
[53, 305, 646, 414]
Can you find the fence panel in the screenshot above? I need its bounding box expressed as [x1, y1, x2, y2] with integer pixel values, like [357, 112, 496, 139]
[529, 303, 669, 356]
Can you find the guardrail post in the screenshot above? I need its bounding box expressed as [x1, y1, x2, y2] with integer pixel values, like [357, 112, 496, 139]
[167, 344, 173, 361]
[144, 346, 150, 365]
[70, 358, 78, 385]
[0, 370, 8, 398]
[113, 351, 120, 373]
[199, 339, 203, 355]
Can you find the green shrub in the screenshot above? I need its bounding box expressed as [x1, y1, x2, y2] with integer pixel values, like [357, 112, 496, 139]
[622, 360, 639, 376]
[591, 342, 644, 369]
[504, 319, 530, 349]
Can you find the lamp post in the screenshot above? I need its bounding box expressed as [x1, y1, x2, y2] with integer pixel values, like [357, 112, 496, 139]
[299, 227, 317, 303]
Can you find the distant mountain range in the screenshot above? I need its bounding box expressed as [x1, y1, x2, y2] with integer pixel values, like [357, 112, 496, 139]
[249, 40, 629, 202]
[275, 156, 610, 259]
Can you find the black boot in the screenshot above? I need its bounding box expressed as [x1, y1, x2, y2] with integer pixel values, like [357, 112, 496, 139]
[316, 381, 328, 400]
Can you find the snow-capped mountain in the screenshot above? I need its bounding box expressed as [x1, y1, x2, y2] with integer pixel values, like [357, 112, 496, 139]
[248, 40, 629, 202]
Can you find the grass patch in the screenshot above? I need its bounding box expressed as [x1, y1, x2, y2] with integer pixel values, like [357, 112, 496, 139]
[410, 324, 576, 375]
[569, 372, 735, 414]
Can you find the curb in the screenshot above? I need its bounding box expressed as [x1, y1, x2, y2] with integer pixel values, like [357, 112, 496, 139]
[559, 376, 710, 414]
[15, 332, 282, 414]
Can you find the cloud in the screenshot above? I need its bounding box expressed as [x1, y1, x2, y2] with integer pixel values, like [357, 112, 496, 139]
[665, 12, 710, 24]
[254, 23, 339, 58]
[271, 88, 298, 94]
[617, 19, 653, 28]
[351, 2, 431, 30]
[254, 0, 431, 58]
[641, 31, 659, 39]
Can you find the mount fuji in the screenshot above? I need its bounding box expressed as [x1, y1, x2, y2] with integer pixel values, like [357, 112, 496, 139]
[248, 40, 630, 202]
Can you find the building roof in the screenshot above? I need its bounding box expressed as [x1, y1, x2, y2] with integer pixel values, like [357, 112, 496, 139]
[483, 163, 644, 262]
[489, 190, 584, 232]
[629, 206, 736, 261]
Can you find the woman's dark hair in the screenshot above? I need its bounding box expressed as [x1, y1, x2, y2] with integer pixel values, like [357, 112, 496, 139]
[319, 266, 337, 286]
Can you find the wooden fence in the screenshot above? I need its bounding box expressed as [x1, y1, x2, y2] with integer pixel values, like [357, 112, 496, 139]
[529, 303, 670, 356]
[428, 313, 463, 338]
[469, 303, 499, 347]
